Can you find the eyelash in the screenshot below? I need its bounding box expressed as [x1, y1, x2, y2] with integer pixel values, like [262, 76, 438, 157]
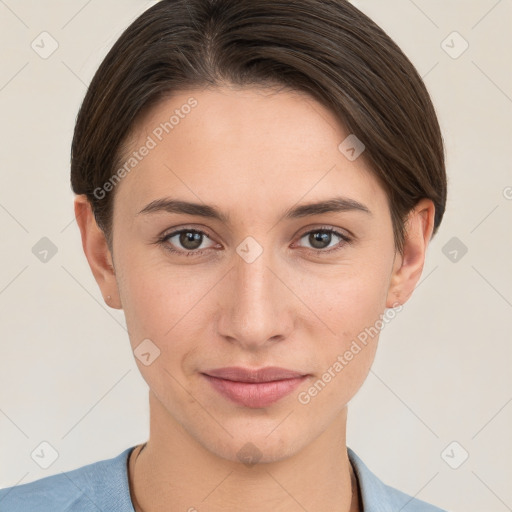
[156, 226, 353, 258]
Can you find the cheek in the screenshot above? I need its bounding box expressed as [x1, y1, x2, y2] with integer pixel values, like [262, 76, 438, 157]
[115, 261, 202, 402]
[309, 255, 392, 336]
[304, 256, 392, 394]
[115, 254, 215, 357]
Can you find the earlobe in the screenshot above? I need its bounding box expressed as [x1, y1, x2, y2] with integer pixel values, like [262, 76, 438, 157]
[74, 195, 122, 310]
[385, 199, 436, 308]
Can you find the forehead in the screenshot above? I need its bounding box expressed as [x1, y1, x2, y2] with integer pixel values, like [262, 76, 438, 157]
[113, 86, 387, 219]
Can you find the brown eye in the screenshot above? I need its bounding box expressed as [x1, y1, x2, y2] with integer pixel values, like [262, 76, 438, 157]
[177, 231, 203, 250]
[308, 231, 334, 249]
[296, 228, 351, 253]
[160, 229, 216, 255]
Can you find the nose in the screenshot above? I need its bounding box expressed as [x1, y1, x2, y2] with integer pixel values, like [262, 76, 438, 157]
[216, 240, 294, 351]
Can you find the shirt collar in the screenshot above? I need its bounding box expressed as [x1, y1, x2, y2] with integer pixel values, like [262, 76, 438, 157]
[348, 446, 398, 512]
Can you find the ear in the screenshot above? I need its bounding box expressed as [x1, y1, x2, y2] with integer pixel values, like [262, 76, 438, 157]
[386, 198, 436, 308]
[74, 195, 122, 309]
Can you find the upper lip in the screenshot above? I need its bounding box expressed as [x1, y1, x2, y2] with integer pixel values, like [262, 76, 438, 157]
[203, 366, 307, 383]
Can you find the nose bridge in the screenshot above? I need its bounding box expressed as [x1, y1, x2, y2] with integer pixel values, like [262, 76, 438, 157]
[220, 236, 291, 347]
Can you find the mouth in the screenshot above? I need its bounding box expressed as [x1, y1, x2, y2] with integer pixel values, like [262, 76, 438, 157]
[201, 366, 310, 408]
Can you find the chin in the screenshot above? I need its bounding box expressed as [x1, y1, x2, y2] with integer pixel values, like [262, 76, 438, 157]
[195, 424, 309, 466]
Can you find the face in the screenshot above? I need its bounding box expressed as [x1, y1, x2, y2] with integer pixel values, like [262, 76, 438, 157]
[108, 86, 400, 463]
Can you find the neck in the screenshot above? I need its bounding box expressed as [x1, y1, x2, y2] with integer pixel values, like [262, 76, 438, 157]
[129, 391, 361, 512]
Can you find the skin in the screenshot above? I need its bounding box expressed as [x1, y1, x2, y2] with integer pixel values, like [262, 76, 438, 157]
[75, 85, 435, 512]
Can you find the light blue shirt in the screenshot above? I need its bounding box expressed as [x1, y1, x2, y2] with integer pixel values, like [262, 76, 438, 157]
[0, 445, 447, 511]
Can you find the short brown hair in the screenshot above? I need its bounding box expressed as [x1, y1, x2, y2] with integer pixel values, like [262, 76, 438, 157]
[70, 0, 447, 254]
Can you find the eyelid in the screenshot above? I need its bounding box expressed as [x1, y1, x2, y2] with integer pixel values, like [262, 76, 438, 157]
[296, 224, 352, 241]
[160, 225, 214, 240]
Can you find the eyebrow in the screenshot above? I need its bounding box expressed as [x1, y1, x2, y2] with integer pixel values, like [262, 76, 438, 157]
[136, 195, 372, 222]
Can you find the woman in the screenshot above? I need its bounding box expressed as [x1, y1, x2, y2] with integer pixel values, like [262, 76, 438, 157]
[0, 0, 448, 510]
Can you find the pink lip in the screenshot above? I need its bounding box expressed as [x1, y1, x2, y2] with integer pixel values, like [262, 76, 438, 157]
[202, 366, 309, 408]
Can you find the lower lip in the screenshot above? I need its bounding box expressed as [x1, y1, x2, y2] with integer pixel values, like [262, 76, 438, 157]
[203, 374, 308, 408]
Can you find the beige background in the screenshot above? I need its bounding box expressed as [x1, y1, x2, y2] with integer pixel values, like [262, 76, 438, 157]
[0, 1, 511, 511]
